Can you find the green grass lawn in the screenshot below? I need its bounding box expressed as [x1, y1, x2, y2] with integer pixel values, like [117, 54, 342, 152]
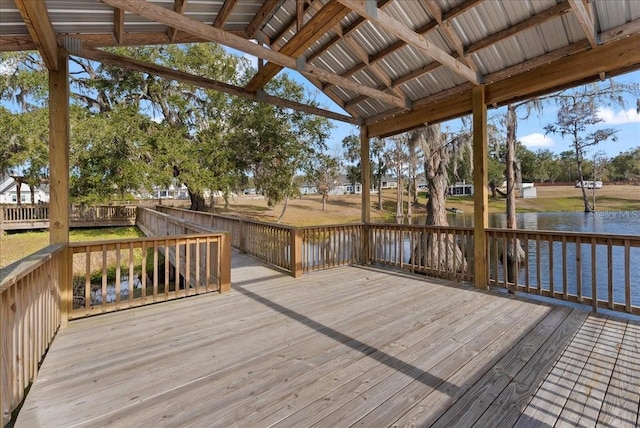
[0, 227, 143, 269]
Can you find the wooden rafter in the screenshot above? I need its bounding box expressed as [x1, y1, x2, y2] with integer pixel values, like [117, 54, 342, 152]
[305, 0, 393, 63]
[100, 0, 407, 109]
[423, 0, 477, 71]
[245, 0, 350, 92]
[13, 0, 58, 71]
[212, 0, 237, 28]
[465, 1, 572, 55]
[296, 0, 304, 32]
[168, 0, 188, 43]
[336, 0, 481, 84]
[113, 8, 125, 45]
[307, 0, 408, 107]
[78, 47, 359, 124]
[245, 0, 283, 39]
[444, 0, 485, 21]
[367, 33, 640, 137]
[568, 0, 599, 48]
[343, 0, 573, 107]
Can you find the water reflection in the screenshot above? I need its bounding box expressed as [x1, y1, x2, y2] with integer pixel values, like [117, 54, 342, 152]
[383, 211, 640, 307]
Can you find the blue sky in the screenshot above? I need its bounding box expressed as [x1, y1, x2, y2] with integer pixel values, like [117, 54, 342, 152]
[234, 44, 639, 159]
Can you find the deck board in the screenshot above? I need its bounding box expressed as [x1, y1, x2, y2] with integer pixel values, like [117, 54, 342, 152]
[14, 251, 640, 427]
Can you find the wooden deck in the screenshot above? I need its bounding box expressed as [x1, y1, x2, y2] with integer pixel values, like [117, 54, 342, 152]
[15, 251, 640, 427]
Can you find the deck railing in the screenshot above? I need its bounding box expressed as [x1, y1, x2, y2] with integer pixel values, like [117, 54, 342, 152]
[487, 228, 640, 314]
[0, 204, 137, 231]
[0, 244, 65, 426]
[155, 206, 302, 276]
[368, 223, 474, 282]
[301, 224, 363, 272]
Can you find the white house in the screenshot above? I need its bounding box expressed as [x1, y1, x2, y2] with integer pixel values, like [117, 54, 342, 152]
[0, 176, 50, 204]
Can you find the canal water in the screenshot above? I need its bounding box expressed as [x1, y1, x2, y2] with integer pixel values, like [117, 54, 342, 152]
[388, 211, 640, 306]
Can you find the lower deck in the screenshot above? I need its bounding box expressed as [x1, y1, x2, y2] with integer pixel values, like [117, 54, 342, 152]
[15, 252, 640, 427]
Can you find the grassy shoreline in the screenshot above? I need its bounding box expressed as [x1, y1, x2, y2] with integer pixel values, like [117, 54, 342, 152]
[1, 184, 638, 268]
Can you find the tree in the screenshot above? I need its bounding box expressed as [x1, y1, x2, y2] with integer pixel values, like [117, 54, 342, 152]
[544, 99, 618, 212]
[307, 153, 341, 211]
[607, 147, 640, 183]
[385, 135, 409, 219]
[229, 74, 332, 222]
[410, 124, 468, 273]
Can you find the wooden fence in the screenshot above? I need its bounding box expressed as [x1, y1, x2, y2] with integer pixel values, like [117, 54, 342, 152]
[368, 223, 474, 283]
[487, 228, 640, 314]
[0, 244, 65, 426]
[0, 204, 137, 232]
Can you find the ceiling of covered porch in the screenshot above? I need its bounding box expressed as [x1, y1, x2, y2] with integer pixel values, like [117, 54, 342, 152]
[1, 0, 639, 137]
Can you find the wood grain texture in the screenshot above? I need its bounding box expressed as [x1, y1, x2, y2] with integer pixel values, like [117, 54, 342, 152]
[13, 251, 640, 427]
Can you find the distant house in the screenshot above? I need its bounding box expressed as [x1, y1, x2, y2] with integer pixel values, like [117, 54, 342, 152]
[448, 181, 474, 196]
[151, 182, 189, 199]
[0, 175, 50, 204]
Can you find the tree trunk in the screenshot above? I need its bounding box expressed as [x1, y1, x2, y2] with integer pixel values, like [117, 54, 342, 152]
[322, 192, 327, 211]
[30, 185, 35, 204]
[377, 177, 383, 210]
[396, 175, 403, 218]
[277, 196, 289, 223]
[413, 125, 467, 274]
[576, 150, 592, 212]
[189, 191, 207, 211]
[506, 104, 517, 230]
[503, 104, 525, 286]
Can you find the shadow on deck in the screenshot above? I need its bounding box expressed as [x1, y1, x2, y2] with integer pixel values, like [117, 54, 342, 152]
[15, 251, 640, 427]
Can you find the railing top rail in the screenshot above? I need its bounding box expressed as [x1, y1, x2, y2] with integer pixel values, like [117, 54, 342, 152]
[67, 232, 227, 250]
[298, 222, 364, 230]
[156, 205, 299, 231]
[368, 222, 475, 232]
[0, 243, 65, 293]
[486, 227, 640, 242]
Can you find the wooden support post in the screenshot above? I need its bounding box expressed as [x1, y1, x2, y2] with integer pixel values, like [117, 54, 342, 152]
[472, 85, 489, 289]
[360, 125, 371, 265]
[219, 232, 231, 293]
[49, 47, 71, 324]
[290, 228, 303, 278]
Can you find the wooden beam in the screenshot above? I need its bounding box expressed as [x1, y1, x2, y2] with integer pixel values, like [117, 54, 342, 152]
[443, 0, 484, 21]
[296, 0, 304, 32]
[245, 0, 282, 39]
[14, 0, 58, 71]
[100, 0, 407, 109]
[212, 0, 237, 28]
[245, 0, 350, 92]
[113, 8, 125, 45]
[77, 47, 359, 124]
[423, 0, 477, 71]
[168, 0, 188, 43]
[0, 30, 248, 53]
[306, 0, 393, 63]
[337, 0, 481, 84]
[600, 17, 640, 44]
[466, 1, 572, 55]
[49, 47, 69, 245]
[367, 34, 640, 138]
[568, 0, 599, 48]
[472, 84, 488, 290]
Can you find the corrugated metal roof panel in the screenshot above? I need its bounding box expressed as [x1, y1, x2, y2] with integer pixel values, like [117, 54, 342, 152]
[384, 0, 430, 31]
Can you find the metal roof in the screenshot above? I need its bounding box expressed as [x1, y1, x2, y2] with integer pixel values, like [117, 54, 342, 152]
[1, 0, 639, 136]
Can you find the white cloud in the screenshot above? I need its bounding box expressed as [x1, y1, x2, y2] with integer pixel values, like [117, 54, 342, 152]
[597, 107, 640, 125]
[520, 133, 555, 148]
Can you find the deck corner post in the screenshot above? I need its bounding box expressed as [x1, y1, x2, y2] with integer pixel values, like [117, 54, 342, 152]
[290, 228, 303, 278]
[49, 46, 70, 246]
[219, 232, 232, 293]
[472, 84, 489, 289]
[362, 223, 370, 265]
